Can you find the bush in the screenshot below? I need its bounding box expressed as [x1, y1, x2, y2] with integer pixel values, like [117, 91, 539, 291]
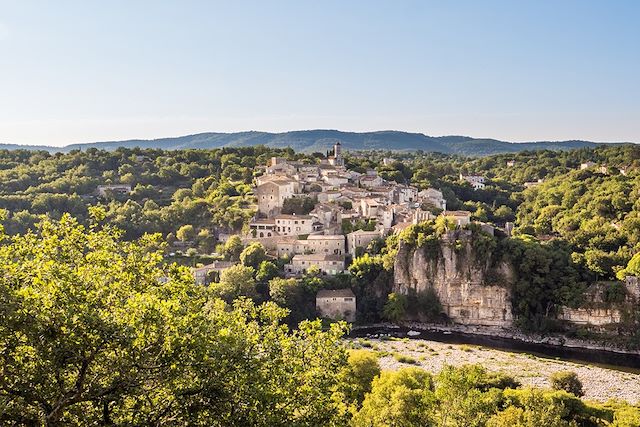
[549, 370, 584, 397]
[393, 354, 418, 364]
[383, 293, 408, 322]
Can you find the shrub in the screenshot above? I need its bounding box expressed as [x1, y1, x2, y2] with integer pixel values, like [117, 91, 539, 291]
[549, 370, 584, 397]
[383, 293, 408, 322]
[393, 354, 418, 364]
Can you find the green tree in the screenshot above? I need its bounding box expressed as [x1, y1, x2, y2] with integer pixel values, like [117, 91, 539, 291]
[435, 365, 502, 427]
[494, 205, 515, 222]
[240, 242, 268, 269]
[212, 264, 257, 301]
[352, 368, 436, 427]
[612, 405, 640, 427]
[176, 223, 195, 242]
[383, 292, 408, 322]
[339, 350, 381, 404]
[617, 252, 640, 279]
[223, 235, 244, 261]
[268, 277, 316, 324]
[268, 277, 300, 308]
[0, 214, 354, 426]
[549, 371, 584, 397]
[0, 214, 203, 425]
[256, 260, 279, 283]
[489, 389, 571, 427]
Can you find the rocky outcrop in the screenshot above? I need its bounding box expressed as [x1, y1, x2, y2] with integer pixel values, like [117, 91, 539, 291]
[559, 307, 622, 326]
[559, 280, 637, 329]
[393, 230, 514, 327]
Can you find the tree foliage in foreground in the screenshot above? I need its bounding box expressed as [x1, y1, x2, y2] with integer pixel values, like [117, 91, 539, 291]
[0, 213, 350, 426]
[352, 364, 639, 427]
[1, 213, 639, 426]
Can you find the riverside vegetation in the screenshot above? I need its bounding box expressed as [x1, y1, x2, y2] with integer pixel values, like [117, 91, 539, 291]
[1, 144, 640, 424]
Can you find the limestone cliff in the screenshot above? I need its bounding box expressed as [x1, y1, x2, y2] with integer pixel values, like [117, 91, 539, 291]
[559, 281, 637, 329]
[393, 230, 514, 327]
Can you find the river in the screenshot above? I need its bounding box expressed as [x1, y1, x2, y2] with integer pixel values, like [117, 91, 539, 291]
[351, 325, 640, 373]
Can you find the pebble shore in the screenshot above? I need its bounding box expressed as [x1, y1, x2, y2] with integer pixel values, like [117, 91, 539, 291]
[349, 337, 640, 404]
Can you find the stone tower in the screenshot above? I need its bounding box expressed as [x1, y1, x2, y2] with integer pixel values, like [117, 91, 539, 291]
[329, 142, 344, 167]
[334, 142, 342, 158]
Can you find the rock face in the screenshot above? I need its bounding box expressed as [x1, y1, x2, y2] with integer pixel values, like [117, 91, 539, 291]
[559, 307, 622, 326]
[558, 281, 637, 328]
[394, 230, 514, 327]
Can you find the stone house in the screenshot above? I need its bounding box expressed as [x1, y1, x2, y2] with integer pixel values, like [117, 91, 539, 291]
[316, 288, 356, 322]
[580, 161, 597, 170]
[249, 218, 277, 238]
[369, 185, 395, 201]
[378, 206, 395, 230]
[524, 179, 544, 188]
[309, 203, 337, 228]
[382, 157, 396, 166]
[322, 175, 349, 187]
[417, 188, 446, 210]
[317, 190, 342, 203]
[360, 198, 380, 218]
[266, 157, 297, 175]
[277, 234, 346, 257]
[346, 229, 383, 256]
[359, 175, 384, 188]
[443, 210, 472, 227]
[394, 185, 418, 204]
[256, 179, 296, 216]
[285, 254, 346, 276]
[460, 174, 486, 190]
[412, 208, 436, 225]
[274, 214, 314, 236]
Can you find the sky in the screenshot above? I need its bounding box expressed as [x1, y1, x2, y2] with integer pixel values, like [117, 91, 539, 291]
[0, 0, 639, 146]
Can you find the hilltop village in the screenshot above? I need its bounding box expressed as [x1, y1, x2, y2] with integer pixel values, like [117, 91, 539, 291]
[192, 143, 507, 321]
[0, 144, 637, 333]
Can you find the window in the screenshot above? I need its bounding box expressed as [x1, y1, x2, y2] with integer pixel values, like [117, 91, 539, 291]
[344, 298, 353, 302]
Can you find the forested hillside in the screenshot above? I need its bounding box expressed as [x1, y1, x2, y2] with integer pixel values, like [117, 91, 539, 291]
[0, 146, 290, 239]
[1, 144, 639, 280]
[0, 129, 616, 156]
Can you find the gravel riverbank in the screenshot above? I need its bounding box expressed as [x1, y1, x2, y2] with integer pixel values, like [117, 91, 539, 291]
[348, 336, 640, 404]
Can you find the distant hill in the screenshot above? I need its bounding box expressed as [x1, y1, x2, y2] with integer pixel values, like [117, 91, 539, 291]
[0, 130, 631, 156]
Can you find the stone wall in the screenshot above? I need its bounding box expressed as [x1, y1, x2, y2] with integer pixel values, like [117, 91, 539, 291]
[393, 231, 514, 327]
[559, 307, 622, 326]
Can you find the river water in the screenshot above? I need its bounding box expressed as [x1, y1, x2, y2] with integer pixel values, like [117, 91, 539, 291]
[351, 326, 640, 373]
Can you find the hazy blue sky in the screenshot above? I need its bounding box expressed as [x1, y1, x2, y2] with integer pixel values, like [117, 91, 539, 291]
[1, 1, 639, 146]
